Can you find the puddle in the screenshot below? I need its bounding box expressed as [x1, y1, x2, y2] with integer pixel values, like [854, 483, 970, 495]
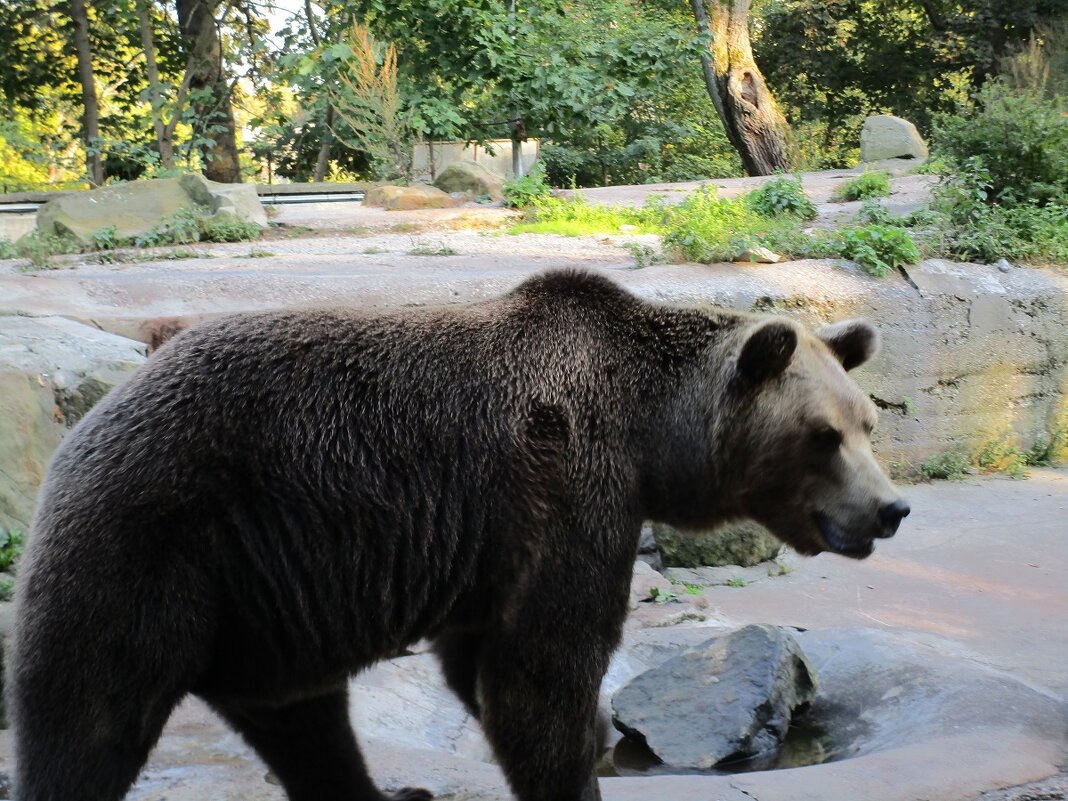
[600, 712, 849, 778]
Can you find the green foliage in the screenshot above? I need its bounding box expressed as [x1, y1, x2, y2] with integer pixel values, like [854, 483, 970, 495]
[832, 225, 920, 277]
[857, 200, 900, 226]
[503, 164, 553, 209]
[835, 171, 891, 202]
[199, 214, 262, 244]
[0, 578, 14, 602]
[88, 225, 123, 251]
[746, 176, 817, 220]
[15, 230, 81, 269]
[621, 241, 664, 269]
[0, 237, 17, 259]
[645, 586, 679, 604]
[920, 451, 972, 481]
[135, 208, 203, 248]
[932, 80, 1068, 205]
[136, 209, 260, 248]
[726, 577, 747, 588]
[0, 527, 25, 573]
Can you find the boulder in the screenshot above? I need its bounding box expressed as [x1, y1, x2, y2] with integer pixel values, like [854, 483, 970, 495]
[363, 184, 461, 211]
[611, 625, 817, 770]
[0, 316, 146, 532]
[860, 115, 928, 162]
[651, 520, 781, 567]
[432, 161, 505, 202]
[35, 174, 266, 246]
[735, 246, 781, 264]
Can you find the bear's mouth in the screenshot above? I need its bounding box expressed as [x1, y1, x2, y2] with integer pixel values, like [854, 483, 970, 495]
[812, 511, 874, 559]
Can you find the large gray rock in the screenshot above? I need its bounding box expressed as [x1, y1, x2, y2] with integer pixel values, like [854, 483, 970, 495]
[651, 520, 781, 567]
[432, 161, 505, 202]
[611, 625, 816, 770]
[860, 115, 928, 162]
[35, 174, 266, 246]
[0, 316, 146, 531]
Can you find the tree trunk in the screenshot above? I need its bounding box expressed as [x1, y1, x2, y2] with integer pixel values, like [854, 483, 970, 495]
[176, 0, 242, 182]
[305, 0, 334, 181]
[690, 0, 791, 176]
[137, 0, 175, 169]
[69, 0, 104, 186]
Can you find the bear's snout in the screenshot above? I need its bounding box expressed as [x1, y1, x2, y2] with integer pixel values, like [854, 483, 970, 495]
[876, 499, 911, 537]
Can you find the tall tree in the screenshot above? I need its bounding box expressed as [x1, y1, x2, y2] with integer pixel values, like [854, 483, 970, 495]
[689, 0, 791, 175]
[69, 0, 104, 185]
[176, 0, 241, 182]
[303, 0, 335, 181]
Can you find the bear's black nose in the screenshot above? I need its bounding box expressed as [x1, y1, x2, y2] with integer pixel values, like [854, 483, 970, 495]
[878, 499, 911, 535]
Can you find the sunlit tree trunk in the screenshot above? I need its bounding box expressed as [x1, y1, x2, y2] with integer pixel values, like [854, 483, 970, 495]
[305, 0, 334, 182]
[69, 0, 104, 186]
[137, 0, 176, 169]
[690, 0, 791, 176]
[177, 0, 242, 182]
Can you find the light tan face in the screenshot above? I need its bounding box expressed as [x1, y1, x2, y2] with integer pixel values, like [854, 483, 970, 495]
[730, 319, 910, 559]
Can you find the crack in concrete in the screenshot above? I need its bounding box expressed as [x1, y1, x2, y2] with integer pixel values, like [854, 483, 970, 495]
[729, 780, 761, 801]
[870, 394, 910, 415]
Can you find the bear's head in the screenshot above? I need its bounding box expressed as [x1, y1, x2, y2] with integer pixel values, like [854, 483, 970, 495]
[714, 317, 909, 559]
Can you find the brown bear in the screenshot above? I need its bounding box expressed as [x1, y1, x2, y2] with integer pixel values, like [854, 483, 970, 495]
[8, 269, 908, 801]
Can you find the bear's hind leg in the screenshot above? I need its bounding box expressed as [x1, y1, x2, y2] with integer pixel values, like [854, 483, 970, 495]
[207, 687, 432, 801]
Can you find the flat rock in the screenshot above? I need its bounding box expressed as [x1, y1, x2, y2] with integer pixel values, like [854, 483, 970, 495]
[735, 246, 781, 264]
[611, 625, 816, 769]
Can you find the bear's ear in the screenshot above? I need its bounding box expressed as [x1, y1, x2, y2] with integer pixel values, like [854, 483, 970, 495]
[737, 320, 798, 385]
[817, 319, 880, 371]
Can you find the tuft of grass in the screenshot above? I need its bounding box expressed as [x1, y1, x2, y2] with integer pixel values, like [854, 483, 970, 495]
[408, 240, 457, 256]
[15, 230, 82, 270]
[919, 451, 972, 480]
[683, 583, 703, 596]
[244, 248, 276, 258]
[746, 175, 817, 220]
[136, 209, 261, 247]
[726, 577, 747, 588]
[0, 577, 14, 602]
[832, 224, 921, 277]
[620, 241, 663, 269]
[835, 170, 891, 202]
[0, 237, 17, 259]
[509, 194, 662, 237]
[918, 428, 1064, 482]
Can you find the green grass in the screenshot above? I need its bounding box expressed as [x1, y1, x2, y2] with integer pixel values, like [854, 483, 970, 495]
[504, 184, 921, 277]
[408, 241, 458, 256]
[835, 170, 891, 202]
[726, 577, 747, 588]
[918, 429, 1065, 481]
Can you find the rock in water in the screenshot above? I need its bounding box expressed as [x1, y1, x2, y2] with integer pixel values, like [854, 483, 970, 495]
[859, 115, 928, 162]
[611, 625, 817, 770]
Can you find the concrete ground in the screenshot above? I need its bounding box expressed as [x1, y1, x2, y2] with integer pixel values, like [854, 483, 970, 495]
[1, 470, 1061, 801]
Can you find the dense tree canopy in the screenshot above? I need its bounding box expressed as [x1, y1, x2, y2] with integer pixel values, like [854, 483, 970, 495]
[0, 0, 1063, 188]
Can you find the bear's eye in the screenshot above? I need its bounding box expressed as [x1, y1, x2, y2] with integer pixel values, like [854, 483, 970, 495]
[812, 426, 843, 450]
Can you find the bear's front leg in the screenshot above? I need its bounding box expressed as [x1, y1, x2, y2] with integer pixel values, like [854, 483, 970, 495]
[475, 580, 615, 801]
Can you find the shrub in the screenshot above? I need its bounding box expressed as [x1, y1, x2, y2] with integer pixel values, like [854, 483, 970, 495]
[15, 230, 81, 269]
[503, 164, 553, 209]
[746, 176, 817, 220]
[200, 214, 262, 243]
[932, 80, 1068, 205]
[832, 224, 920, 277]
[856, 199, 900, 225]
[835, 171, 891, 202]
[0, 237, 17, 259]
[0, 527, 25, 572]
